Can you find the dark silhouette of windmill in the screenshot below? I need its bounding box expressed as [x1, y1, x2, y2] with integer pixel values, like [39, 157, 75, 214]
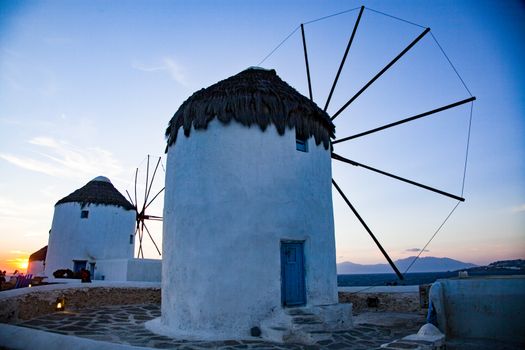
[126, 155, 164, 259]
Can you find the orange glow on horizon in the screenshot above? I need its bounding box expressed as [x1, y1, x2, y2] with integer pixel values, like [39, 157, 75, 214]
[1, 255, 29, 274]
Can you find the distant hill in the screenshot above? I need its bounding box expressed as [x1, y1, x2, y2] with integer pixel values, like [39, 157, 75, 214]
[464, 259, 525, 273]
[337, 256, 477, 274]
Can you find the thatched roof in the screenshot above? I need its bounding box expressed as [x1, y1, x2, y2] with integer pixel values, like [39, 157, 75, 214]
[29, 246, 47, 262]
[56, 177, 135, 211]
[165, 67, 335, 150]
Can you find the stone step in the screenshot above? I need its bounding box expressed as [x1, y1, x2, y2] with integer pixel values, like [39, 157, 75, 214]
[260, 325, 290, 343]
[261, 304, 353, 345]
[261, 318, 326, 344]
[291, 315, 323, 325]
[286, 308, 313, 316]
[307, 330, 335, 342]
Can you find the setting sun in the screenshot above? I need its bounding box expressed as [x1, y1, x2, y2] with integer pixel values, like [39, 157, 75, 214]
[2, 255, 30, 273]
[19, 260, 28, 270]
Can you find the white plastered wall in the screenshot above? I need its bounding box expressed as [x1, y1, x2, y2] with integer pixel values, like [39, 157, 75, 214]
[44, 202, 135, 277]
[94, 258, 161, 282]
[160, 119, 336, 339]
[27, 261, 45, 276]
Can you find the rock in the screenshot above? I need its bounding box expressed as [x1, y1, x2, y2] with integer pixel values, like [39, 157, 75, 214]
[401, 323, 445, 348]
[250, 326, 262, 337]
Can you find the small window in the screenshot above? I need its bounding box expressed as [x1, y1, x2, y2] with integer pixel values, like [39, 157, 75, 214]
[296, 138, 308, 152]
[129, 235, 134, 244]
[296, 129, 308, 152]
[81, 210, 89, 219]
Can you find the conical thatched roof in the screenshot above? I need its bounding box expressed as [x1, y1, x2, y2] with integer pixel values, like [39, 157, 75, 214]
[29, 246, 47, 262]
[56, 177, 135, 211]
[165, 67, 335, 150]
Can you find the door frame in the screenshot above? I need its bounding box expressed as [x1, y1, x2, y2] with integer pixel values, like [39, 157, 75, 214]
[280, 240, 306, 307]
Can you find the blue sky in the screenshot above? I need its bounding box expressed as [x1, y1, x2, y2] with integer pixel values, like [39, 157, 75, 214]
[0, 0, 523, 272]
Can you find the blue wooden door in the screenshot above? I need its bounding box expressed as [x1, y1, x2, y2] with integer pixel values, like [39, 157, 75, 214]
[281, 242, 306, 306]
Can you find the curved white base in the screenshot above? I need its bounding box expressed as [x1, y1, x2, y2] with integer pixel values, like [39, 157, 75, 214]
[145, 317, 258, 341]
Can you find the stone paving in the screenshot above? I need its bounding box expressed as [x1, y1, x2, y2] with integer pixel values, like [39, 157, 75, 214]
[16, 304, 425, 349]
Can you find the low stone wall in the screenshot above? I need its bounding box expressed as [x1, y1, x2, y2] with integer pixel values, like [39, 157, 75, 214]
[1, 284, 423, 324]
[0, 285, 160, 323]
[430, 276, 525, 344]
[339, 291, 423, 313]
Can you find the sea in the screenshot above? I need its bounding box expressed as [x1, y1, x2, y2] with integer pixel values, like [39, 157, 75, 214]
[337, 270, 525, 287]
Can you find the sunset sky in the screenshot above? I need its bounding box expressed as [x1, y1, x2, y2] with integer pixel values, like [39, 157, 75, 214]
[1, 0, 523, 273]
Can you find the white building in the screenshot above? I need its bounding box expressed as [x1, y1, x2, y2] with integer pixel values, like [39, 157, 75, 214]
[150, 67, 351, 341]
[44, 176, 160, 281]
[27, 246, 47, 276]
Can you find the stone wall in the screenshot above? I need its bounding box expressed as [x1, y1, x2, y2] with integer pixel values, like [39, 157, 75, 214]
[0, 286, 160, 323]
[1, 285, 423, 324]
[339, 291, 423, 313]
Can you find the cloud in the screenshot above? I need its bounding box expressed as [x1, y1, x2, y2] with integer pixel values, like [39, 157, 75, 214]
[29, 136, 61, 148]
[0, 195, 50, 223]
[405, 248, 430, 253]
[9, 250, 29, 255]
[0, 154, 58, 176]
[0, 136, 123, 180]
[511, 204, 525, 213]
[132, 57, 188, 85]
[163, 58, 187, 84]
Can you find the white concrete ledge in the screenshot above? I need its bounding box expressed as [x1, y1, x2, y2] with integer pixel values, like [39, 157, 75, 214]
[0, 323, 155, 350]
[0, 281, 161, 300]
[430, 275, 525, 344]
[338, 285, 419, 293]
[3, 284, 415, 300]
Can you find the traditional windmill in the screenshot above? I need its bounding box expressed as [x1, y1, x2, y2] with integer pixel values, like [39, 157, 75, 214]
[27, 246, 47, 276]
[150, 6, 474, 343]
[153, 67, 345, 341]
[44, 176, 136, 279]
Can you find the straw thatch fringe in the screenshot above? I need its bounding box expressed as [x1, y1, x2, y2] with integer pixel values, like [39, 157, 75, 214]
[56, 180, 135, 211]
[29, 246, 47, 262]
[165, 68, 335, 151]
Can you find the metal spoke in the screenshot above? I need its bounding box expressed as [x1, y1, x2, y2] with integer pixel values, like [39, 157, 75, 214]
[135, 219, 142, 258]
[145, 187, 165, 210]
[125, 190, 135, 207]
[134, 168, 138, 212]
[332, 178, 404, 280]
[143, 222, 162, 256]
[324, 5, 365, 112]
[301, 23, 313, 101]
[332, 153, 465, 202]
[331, 27, 430, 121]
[145, 156, 162, 205]
[143, 155, 150, 213]
[144, 214, 163, 219]
[333, 96, 476, 144]
[139, 221, 145, 259]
